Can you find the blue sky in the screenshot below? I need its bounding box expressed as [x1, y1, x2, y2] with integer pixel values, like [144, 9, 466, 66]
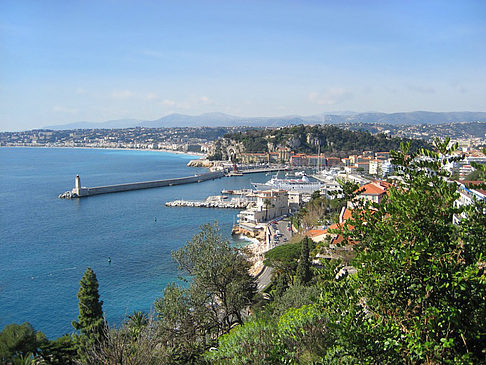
[1, 0, 485, 131]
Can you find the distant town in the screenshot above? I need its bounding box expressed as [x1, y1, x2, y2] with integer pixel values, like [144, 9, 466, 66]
[1, 122, 485, 153]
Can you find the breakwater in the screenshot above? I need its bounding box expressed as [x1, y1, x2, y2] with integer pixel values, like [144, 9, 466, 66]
[166, 195, 252, 209]
[59, 171, 225, 198]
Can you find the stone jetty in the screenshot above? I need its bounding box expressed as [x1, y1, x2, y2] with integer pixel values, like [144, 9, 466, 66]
[59, 171, 225, 199]
[165, 195, 252, 209]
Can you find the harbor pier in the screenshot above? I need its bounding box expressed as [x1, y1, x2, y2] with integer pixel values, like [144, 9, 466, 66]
[59, 171, 225, 198]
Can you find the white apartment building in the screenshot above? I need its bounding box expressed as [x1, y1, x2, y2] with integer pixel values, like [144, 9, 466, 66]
[237, 189, 289, 225]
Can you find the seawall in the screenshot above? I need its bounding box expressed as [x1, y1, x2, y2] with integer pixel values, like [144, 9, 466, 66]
[60, 171, 225, 198]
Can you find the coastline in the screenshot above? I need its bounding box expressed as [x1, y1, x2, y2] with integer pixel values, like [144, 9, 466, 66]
[0, 147, 237, 337]
[234, 234, 267, 276]
[0, 145, 206, 157]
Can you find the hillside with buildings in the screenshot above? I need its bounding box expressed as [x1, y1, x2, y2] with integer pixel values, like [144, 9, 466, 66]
[208, 124, 431, 162]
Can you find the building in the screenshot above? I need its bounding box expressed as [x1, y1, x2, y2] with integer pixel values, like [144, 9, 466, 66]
[326, 157, 342, 168]
[453, 181, 486, 224]
[368, 159, 383, 175]
[240, 152, 270, 164]
[353, 180, 391, 206]
[237, 189, 289, 226]
[375, 151, 390, 160]
[381, 160, 394, 176]
[287, 190, 306, 212]
[356, 161, 370, 174]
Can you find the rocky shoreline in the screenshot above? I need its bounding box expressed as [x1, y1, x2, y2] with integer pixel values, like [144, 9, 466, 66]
[186, 159, 214, 168]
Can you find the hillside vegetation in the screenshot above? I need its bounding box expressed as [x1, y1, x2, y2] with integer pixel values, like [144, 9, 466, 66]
[218, 124, 431, 156]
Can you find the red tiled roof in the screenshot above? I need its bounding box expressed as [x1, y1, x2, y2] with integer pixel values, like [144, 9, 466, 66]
[306, 229, 328, 237]
[358, 180, 391, 196]
[458, 180, 484, 185]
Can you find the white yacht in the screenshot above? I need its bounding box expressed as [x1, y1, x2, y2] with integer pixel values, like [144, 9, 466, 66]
[252, 173, 323, 193]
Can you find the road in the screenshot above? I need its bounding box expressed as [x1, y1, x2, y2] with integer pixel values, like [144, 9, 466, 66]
[256, 266, 274, 292]
[255, 218, 293, 292]
[267, 218, 293, 248]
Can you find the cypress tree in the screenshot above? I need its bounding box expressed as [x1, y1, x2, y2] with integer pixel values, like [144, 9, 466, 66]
[295, 237, 312, 285]
[72, 267, 105, 360]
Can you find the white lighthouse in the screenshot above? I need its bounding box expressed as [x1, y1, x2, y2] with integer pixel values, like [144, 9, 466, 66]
[74, 175, 81, 196]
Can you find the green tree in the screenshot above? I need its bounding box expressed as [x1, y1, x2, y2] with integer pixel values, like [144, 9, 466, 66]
[206, 304, 328, 364]
[330, 178, 361, 205]
[38, 334, 76, 365]
[154, 223, 257, 362]
[0, 322, 46, 363]
[72, 267, 105, 362]
[264, 242, 301, 286]
[295, 237, 312, 285]
[79, 318, 166, 365]
[263, 198, 273, 222]
[269, 284, 320, 317]
[126, 311, 149, 339]
[324, 140, 486, 363]
[310, 190, 320, 200]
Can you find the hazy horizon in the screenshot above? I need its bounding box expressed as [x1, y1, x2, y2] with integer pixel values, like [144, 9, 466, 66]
[1, 0, 485, 131]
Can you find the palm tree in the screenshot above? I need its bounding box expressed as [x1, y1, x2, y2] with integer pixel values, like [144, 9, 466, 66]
[263, 198, 274, 222]
[127, 311, 149, 338]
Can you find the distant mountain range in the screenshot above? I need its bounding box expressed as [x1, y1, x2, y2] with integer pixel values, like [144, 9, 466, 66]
[44, 111, 486, 130]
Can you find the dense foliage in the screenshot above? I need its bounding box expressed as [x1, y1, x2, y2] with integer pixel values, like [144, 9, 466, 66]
[0, 323, 46, 363]
[222, 124, 431, 155]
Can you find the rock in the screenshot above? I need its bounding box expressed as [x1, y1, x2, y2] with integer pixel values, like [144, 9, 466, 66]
[187, 159, 214, 168]
[58, 191, 79, 199]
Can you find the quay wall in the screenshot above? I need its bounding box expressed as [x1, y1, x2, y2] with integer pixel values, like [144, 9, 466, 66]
[77, 171, 224, 197]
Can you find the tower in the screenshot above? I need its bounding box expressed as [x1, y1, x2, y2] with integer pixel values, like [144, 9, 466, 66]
[74, 175, 81, 195]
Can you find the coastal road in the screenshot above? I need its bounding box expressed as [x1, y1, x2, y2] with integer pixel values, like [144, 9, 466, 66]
[277, 219, 293, 242]
[267, 218, 293, 248]
[256, 266, 274, 292]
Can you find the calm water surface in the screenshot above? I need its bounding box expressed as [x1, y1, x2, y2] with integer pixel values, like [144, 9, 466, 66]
[0, 147, 268, 338]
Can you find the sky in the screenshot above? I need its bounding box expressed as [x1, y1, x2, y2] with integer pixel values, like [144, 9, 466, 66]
[1, 0, 485, 131]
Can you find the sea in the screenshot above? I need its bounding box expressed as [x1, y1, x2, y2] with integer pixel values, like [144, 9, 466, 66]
[0, 147, 268, 339]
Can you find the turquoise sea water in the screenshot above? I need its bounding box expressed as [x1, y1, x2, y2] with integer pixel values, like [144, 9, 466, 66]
[0, 147, 267, 338]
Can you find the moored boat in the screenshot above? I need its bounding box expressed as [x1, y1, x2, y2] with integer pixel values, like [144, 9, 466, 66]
[251, 173, 323, 193]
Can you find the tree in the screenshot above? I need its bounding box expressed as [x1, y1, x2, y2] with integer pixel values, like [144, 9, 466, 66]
[263, 198, 273, 222]
[154, 223, 257, 362]
[310, 190, 320, 200]
[0, 322, 46, 363]
[39, 335, 77, 365]
[72, 267, 105, 361]
[295, 237, 312, 285]
[126, 311, 149, 339]
[79, 318, 165, 365]
[323, 140, 486, 363]
[264, 242, 301, 286]
[330, 178, 361, 204]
